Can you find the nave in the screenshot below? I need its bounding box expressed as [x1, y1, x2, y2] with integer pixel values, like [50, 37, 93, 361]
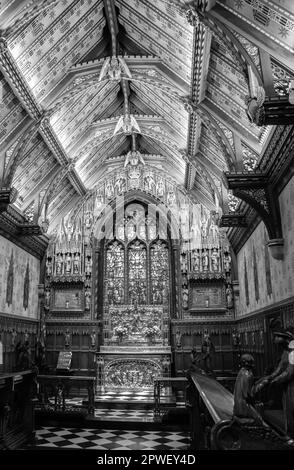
[1, 0, 294, 455]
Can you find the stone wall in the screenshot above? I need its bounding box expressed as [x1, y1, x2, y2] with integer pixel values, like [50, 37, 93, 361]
[237, 174, 294, 316]
[0, 234, 40, 318]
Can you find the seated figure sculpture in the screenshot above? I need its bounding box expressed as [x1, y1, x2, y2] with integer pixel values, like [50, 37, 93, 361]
[255, 327, 294, 437]
[233, 354, 265, 425]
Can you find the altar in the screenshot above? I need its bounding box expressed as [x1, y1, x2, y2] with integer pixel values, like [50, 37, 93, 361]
[96, 304, 171, 391]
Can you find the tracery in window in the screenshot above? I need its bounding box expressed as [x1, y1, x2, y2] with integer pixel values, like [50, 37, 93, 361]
[128, 240, 147, 305]
[106, 241, 125, 305]
[150, 240, 169, 305]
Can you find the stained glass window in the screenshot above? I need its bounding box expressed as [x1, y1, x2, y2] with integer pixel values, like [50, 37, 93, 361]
[106, 241, 125, 305]
[128, 240, 147, 305]
[150, 240, 169, 305]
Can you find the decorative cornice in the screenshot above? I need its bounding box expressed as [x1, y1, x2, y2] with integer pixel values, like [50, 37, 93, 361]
[0, 204, 49, 259]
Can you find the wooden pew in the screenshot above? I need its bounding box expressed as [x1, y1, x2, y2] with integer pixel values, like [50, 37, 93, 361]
[0, 370, 36, 449]
[187, 371, 294, 450]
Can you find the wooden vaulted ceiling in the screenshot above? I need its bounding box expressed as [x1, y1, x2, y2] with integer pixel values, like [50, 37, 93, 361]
[1, 0, 294, 227]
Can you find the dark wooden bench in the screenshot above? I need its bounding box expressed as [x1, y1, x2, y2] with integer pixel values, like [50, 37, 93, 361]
[0, 370, 36, 449]
[187, 371, 294, 450]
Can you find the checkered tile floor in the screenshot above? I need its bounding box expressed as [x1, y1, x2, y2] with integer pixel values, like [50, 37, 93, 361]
[94, 408, 155, 421]
[36, 426, 190, 450]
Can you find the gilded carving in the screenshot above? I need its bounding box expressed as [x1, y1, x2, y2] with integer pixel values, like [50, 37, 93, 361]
[105, 359, 161, 389]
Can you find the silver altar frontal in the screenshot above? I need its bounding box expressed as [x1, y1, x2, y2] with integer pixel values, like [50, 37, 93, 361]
[96, 304, 171, 391]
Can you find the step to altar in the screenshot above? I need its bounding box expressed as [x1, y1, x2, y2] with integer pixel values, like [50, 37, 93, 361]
[86, 389, 177, 410]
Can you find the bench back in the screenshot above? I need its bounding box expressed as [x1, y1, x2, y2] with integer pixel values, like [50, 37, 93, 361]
[190, 372, 234, 423]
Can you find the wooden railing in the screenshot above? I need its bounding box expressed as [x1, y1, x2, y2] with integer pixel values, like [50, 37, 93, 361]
[187, 371, 294, 450]
[37, 375, 96, 415]
[154, 377, 188, 417]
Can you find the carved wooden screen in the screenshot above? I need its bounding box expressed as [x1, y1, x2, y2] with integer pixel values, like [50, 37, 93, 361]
[128, 240, 147, 305]
[150, 240, 169, 305]
[105, 241, 125, 305]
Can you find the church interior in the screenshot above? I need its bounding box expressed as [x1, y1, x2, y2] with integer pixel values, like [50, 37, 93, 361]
[1, 0, 294, 453]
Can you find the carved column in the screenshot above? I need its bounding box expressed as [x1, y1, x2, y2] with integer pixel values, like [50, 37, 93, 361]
[172, 241, 181, 319]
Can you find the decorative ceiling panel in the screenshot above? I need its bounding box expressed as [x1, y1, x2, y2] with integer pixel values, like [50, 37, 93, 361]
[117, 0, 194, 82]
[51, 82, 119, 151]
[1, 0, 289, 225]
[0, 77, 26, 145]
[9, 0, 105, 100]
[218, 0, 294, 51]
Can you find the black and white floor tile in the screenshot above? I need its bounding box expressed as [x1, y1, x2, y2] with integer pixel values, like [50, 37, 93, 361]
[94, 408, 155, 421]
[36, 426, 190, 450]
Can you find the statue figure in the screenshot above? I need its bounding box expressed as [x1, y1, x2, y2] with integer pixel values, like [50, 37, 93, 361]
[44, 288, 50, 309]
[201, 248, 209, 271]
[115, 175, 126, 195]
[105, 180, 114, 199]
[245, 89, 265, 125]
[108, 56, 122, 80]
[64, 330, 71, 348]
[73, 252, 80, 274]
[223, 248, 232, 274]
[254, 328, 294, 436]
[233, 354, 265, 425]
[11, 329, 17, 347]
[65, 253, 72, 274]
[156, 178, 165, 197]
[182, 286, 189, 310]
[201, 331, 215, 375]
[90, 330, 96, 348]
[176, 330, 182, 348]
[209, 220, 219, 243]
[181, 252, 188, 273]
[188, 347, 202, 374]
[226, 284, 234, 309]
[192, 250, 200, 271]
[201, 216, 208, 239]
[85, 211, 93, 230]
[211, 248, 220, 272]
[124, 150, 145, 168]
[167, 189, 176, 206]
[85, 256, 92, 276]
[46, 257, 52, 276]
[35, 339, 46, 372]
[144, 173, 155, 192]
[232, 329, 240, 348]
[55, 253, 63, 275]
[6, 251, 14, 306]
[15, 340, 31, 371]
[85, 288, 91, 310]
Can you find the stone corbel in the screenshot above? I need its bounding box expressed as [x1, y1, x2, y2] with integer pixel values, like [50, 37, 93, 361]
[224, 171, 284, 260]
